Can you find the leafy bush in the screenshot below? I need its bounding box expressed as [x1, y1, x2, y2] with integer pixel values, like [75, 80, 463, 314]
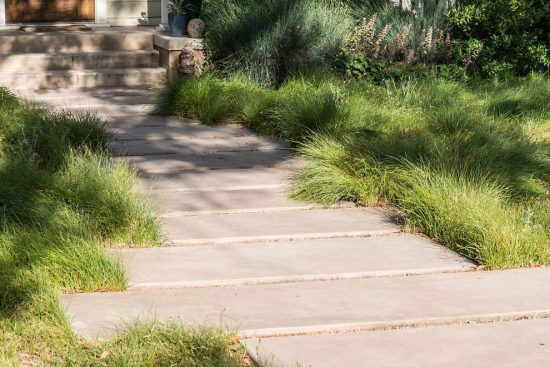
[202, 0, 351, 85]
[448, 0, 550, 75]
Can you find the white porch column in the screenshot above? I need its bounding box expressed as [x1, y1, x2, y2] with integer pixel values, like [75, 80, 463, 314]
[161, 0, 169, 28]
[95, 0, 108, 25]
[0, 0, 6, 27]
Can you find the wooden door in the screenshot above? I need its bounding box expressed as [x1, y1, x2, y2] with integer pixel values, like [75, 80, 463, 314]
[6, 0, 95, 22]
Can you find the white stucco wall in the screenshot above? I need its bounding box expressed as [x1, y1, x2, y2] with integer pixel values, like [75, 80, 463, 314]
[108, 0, 161, 26]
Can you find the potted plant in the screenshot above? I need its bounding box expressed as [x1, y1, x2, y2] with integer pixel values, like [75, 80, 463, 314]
[168, 0, 190, 37]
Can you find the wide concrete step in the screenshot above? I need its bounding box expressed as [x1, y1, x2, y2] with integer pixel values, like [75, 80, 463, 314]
[0, 51, 159, 72]
[163, 207, 400, 245]
[0, 31, 154, 53]
[151, 188, 311, 216]
[0, 68, 165, 90]
[107, 116, 205, 128]
[111, 235, 474, 289]
[137, 167, 293, 192]
[122, 150, 295, 174]
[247, 318, 550, 367]
[114, 123, 256, 141]
[110, 136, 291, 156]
[61, 268, 550, 339]
[56, 103, 155, 118]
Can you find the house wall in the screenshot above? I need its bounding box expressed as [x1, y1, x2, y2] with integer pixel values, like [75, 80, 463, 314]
[108, 0, 161, 26]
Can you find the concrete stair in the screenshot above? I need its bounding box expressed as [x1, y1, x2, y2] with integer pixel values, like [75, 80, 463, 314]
[248, 318, 550, 367]
[0, 51, 160, 71]
[112, 235, 474, 290]
[62, 268, 550, 340]
[0, 29, 165, 90]
[32, 87, 549, 366]
[0, 30, 154, 53]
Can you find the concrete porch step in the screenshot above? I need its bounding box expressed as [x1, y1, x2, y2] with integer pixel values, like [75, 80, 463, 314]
[0, 68, 165, 90]
[247, 318, 550, 367]
[16, 87, 155, 110]
[111, 235, 474, 290]
[0, 31, 155, 53]
[61, 268, 550, 340]
[162, 207, 400, 246]
[0, 50, 160, 72]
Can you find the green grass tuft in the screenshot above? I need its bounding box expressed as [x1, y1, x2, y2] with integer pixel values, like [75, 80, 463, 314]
[86, 322, 244, 367]
[203, 0, 351, 85]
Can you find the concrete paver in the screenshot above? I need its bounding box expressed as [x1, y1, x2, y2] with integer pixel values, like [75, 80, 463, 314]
[61, 268, 550, 340]
[149, 188, 310, 216]
[137, 167, 293, 191]
[111, 235, 474, 289]
[247, 318, 550, 367]
[162, 207, 401, 245]
[109, 136, 290, 156]
[122, 150, 295, 173]
[113, 123, 255, 140]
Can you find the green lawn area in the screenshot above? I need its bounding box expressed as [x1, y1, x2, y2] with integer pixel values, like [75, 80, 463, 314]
[157, 73, 550, 269]
[0, 88, 247, 366]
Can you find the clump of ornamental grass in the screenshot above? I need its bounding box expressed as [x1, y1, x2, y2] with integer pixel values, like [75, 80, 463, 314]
[202, 0, 352, 85]
[291, 135, 550, 269]
[0, 88, 183, 366]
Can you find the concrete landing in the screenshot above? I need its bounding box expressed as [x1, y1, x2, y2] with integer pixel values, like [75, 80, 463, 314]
[111, 235, 474, 289]
[247, 318, 550, 367]
[61, 268, 550, 340]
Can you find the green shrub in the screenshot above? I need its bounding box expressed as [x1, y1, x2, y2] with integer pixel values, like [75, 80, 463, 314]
[448, 0, 550, 75]
[202, 0, 351, 85]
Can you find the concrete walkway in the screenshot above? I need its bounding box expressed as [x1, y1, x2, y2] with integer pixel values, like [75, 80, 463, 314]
[24, 87, 550, 366]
